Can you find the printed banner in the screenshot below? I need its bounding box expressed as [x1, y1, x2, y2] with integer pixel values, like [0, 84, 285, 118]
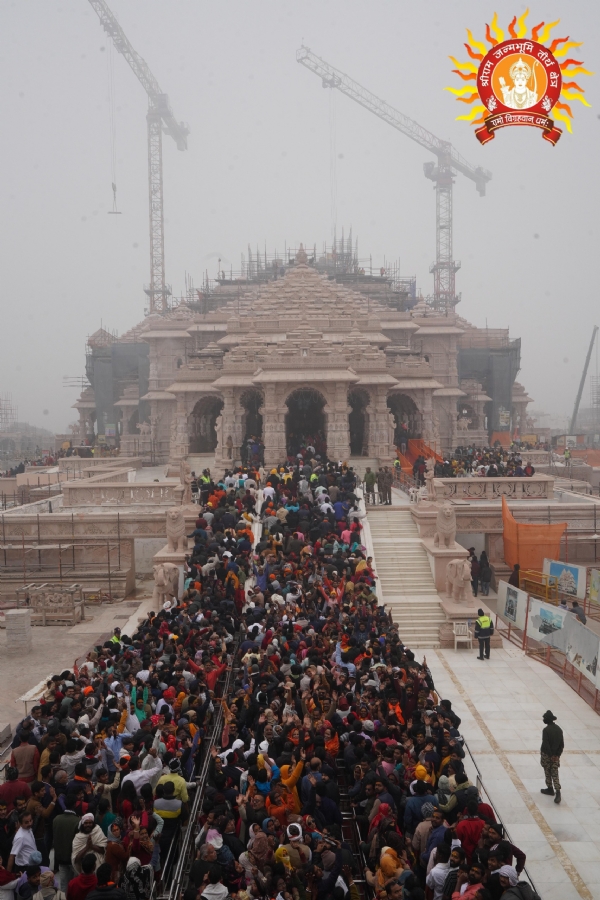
[497, 580, 528, 632]
[590, 569, 600, 604]
[527, 597, 569, 650]
[527, 597, 599, 683]
[543, 558, 587, 600]
[566, 616, 599, 684]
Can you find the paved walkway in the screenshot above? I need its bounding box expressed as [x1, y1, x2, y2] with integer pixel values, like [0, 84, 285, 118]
[0, 588, 154, 736]
[428, 644, 600, 900]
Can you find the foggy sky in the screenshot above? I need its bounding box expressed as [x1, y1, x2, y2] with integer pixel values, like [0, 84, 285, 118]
[1, 1, 599, 432]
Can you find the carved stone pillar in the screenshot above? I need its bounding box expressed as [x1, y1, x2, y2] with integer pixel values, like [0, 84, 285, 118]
[367, 386, 394, 463]
[215, 390, 238, 469]
[421, 389, 435, 446]
[263, 384, 286, 469]
[169, 396, 189, 465]
[326, 384, 351, 462]
[78, 411, 89, 442]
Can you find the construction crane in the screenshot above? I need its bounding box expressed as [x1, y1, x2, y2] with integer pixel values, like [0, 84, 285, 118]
[297, 46, 492, 312]
[570, 326, 598, 434]
[88, 0, 189, 314]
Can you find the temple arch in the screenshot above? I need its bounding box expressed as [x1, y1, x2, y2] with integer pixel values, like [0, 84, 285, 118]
[348, 388, 370, 456]
[387, 392, 422, 446]
[240, 389, 264, 442]
[127, 408, 139, 436]
[457, 402, 479, 432]
[240, 389, 264, 465]
[285, 387, 327, 459]
[188, 395, 224, 453]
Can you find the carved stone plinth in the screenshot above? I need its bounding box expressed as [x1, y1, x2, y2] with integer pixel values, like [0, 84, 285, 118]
[438, 598, 502, 649]
[422, 538, 469, 593]
[152, 546, 187, 600]
[153, 545, 189, 567]
[6, 608, 31, 651]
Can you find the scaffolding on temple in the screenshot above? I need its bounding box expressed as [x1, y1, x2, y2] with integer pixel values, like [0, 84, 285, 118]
[0, 394, 18, 434]
[170, 232, 417, 314]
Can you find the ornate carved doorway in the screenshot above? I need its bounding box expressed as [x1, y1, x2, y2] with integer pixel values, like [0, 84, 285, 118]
[285, 388, 327, 458]
[188, 397, 223, 453]
[348, 388, 370, 456]
[387, 393, 422, 446]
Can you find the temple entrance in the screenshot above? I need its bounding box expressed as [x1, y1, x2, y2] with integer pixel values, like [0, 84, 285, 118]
[188, 396, 223, 453]
[387, 393, 422, 447]
[240, 390, 264, 465]
[457, 402, 479, 433]
[348, 389, 369, 456]
[127, 409, 139, 436]
[285, 388, 327, 459]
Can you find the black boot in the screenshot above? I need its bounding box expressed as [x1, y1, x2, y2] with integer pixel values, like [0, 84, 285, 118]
[540, 787, 554, 795]
[554, 790, 562, 804]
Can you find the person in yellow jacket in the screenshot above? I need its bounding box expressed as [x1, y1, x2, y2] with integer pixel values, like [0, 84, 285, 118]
[474, 607, 494, 660]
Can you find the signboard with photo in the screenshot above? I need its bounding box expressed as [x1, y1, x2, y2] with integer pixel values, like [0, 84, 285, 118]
[526, 597, 569, 650]
[527, 597, 599, 685]
[543, 558, 587, 600]
[497, 580, 527, 632]
[589, 569, 600, 605]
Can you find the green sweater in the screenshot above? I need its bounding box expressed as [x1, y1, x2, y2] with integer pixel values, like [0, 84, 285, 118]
[53, 810, 80, 865]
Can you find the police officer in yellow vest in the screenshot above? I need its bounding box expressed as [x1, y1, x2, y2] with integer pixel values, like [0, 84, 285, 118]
[474, 607, 494, 660]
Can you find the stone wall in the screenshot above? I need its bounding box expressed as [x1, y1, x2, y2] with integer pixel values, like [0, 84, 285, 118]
[62, 480, 183, 507]
[434, 475, 554, 501]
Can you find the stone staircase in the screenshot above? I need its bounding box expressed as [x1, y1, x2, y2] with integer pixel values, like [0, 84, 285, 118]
[367, 507, 445, 648]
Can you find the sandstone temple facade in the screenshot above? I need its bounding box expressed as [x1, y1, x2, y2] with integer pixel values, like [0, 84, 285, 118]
[74, 245, 531, 468]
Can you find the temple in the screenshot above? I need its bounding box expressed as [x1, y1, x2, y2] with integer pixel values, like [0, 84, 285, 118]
[73, 243, 530, 468]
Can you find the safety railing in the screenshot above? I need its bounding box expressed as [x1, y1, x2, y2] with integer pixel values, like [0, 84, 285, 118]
[392, 469, 419, 496]
[335, 759, 372, 900]
[461, 738, 539, 895]
[163, 644, 239, 900]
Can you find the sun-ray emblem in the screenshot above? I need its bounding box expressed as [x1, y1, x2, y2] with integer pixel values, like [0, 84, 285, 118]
[446, 10, 593, 144]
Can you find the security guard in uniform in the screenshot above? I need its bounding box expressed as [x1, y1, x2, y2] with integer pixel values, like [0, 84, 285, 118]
[474, 607, 494, 660]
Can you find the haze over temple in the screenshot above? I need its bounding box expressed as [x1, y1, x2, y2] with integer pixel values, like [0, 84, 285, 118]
[5, 3, 600, 897]
[74, 240, 529, 468]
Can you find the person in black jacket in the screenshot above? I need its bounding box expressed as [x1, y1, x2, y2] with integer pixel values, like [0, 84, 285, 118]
[85, 863, 127, 900]
[540, 710, 564, 804]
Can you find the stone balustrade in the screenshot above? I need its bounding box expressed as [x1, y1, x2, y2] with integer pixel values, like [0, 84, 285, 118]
[433, 474, 554, 501]
[58, 456, 143, 474]
[62, 481, 184, 507]
[517, 450, 554, 465]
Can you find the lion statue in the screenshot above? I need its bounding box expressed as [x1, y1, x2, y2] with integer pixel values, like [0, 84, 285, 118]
[445, 558, 474, 602]
[166, 507, 187, 553]
[434, 501, 456, 548]
[153, 563, 179, 608]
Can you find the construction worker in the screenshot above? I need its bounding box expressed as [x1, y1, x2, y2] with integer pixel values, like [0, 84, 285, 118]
[474, 608, 494, 660]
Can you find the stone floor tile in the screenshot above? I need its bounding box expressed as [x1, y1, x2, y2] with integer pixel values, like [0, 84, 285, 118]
[563, 842, 600, 862]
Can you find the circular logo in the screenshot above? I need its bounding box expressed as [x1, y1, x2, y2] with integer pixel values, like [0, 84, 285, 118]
[477, 39, 562, 116]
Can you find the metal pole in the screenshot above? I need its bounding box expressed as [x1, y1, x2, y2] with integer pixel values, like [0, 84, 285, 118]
[522, 596, 530, 651]
[107, 541, 112, 600]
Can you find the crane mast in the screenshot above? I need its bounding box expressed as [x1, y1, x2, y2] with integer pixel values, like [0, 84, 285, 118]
[88, 0, 188, 314]
[570, 326, 599, 435]
[296, 46, 492, 312]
